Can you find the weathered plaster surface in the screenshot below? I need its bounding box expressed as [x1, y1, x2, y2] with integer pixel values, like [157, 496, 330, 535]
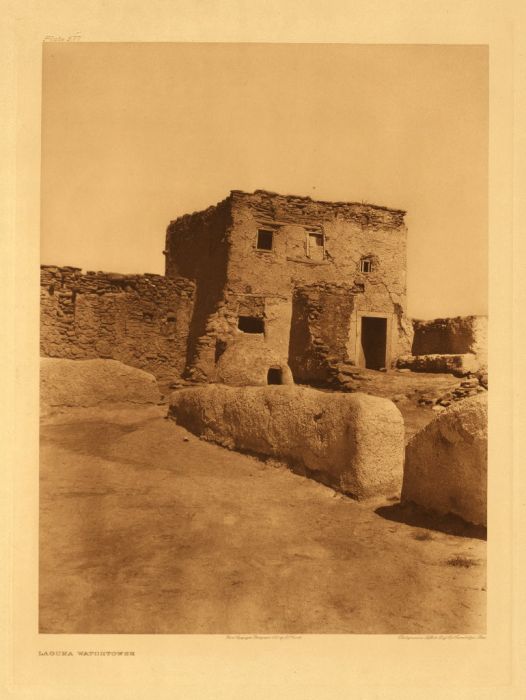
[170, 384, 405, 499]
[40, 357, 161, 408]
[165, 190, 412, 382]
[402, 394, 487, 526]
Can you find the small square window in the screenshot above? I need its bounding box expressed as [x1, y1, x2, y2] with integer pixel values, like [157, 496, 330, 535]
[256, 229, 273, 251]
[360, 259, 372, 273]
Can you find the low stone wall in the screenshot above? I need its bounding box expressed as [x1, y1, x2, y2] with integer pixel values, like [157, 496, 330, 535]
[396, 353, 480, 376]
[40, 358, 161, 408]
[411, 316, 487, 367]
[169, 385, 404, 499]
[40, 266, 195, 380]
[401, 394, 487, 526]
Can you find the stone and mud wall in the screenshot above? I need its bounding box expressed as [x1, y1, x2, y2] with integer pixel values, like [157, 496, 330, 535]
[164, 190, 413, 383]
[288, 283, 356, 385]
[411, 316, 487, 364]
[397, 316, 488, 376]
[40, 266, 195, 380]
[164, 198, 232, 381]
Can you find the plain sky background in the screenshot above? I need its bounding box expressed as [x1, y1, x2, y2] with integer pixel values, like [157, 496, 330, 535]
[41, 43, 488, 318]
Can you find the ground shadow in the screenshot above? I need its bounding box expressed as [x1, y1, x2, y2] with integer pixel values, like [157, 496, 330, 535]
[375, 501, 486, 540]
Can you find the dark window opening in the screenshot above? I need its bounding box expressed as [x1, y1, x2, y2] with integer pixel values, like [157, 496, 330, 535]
[238, 316, 265, 334]
[360, 258, 373, 273]
[257, 229, 273, 251]
[215, 339, 227, 363]
[267, 367, 282, 384]
[166, 314, 176, 323]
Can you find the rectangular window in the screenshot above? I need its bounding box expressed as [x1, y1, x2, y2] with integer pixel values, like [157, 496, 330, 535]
[256, 229, 273, 251]
[308, 233, 324, 261]
[238, 316, 265, 333]
[360, 259, 372, 273]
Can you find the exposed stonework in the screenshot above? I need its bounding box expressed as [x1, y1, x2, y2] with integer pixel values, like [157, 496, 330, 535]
[396, 353, 480, 376]
[41, 190, 414, 387]
[169, 385, 405, 499]
[402, 394, 487, 526]
[288, 283, 356, 385]
[40, 266, 195, 380]
[165, 189, 413, 384]
[403, 316, 488, 375]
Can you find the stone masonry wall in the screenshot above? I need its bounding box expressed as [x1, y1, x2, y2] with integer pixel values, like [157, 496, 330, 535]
[411, 316, 488, 367]
[40, 266, 195, 380]
[288, 283, 356, 384]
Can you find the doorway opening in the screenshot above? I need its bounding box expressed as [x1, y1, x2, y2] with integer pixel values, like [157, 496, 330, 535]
[267, 367, 283, 385]
[361, 316, 387, 370]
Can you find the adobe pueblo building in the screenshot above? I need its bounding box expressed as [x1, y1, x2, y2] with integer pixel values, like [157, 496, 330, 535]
[164, 189, 413, 386]
[40, 189, 422, 387]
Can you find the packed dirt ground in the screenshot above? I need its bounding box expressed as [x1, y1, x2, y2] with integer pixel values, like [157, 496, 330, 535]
[40, 370, 486, 634]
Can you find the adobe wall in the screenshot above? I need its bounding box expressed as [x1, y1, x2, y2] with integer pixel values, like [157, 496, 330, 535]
[40, 266, 195, 380]
[228, 191, 413, 370]
[411, 316, 488, 367]
[227, 190, 408, 299]
[164, 190, 413, 382]
[164, 198, 232, 379]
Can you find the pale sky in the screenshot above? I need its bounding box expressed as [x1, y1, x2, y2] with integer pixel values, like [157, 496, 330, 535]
[41, 43, 488, 319]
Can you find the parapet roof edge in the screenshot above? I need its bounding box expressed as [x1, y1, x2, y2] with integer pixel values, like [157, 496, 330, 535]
[168, 189, 407, 225]
[229, 189, 407, 215]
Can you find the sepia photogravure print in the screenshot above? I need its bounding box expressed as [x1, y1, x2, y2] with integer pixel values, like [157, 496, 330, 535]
[39, 43, 488, 636]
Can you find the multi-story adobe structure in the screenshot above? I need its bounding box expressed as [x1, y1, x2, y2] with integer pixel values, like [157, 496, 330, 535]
[164, 189, 413, 386]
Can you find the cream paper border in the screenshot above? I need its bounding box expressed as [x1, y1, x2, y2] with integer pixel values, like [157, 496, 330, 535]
[2, 1, 524, 698]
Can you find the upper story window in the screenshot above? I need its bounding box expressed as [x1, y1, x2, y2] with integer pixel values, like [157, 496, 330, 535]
[307, 232, 325, 261]
[256, 229, 274, 251]
[360, 258, 373, 273]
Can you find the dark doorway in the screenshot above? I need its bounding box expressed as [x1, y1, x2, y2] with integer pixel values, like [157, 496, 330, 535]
[267, 367, 282, 384]
[361, 316, 387, 369]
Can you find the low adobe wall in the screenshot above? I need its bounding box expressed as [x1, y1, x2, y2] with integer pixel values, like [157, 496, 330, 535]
[396, 353, 480, 376]
[411, 316, 487, 367]
[169, 385, 404, 499]
[40, 266, 195, 380]
[401, 394, 487, 526]
[40, 358, 161, 408]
